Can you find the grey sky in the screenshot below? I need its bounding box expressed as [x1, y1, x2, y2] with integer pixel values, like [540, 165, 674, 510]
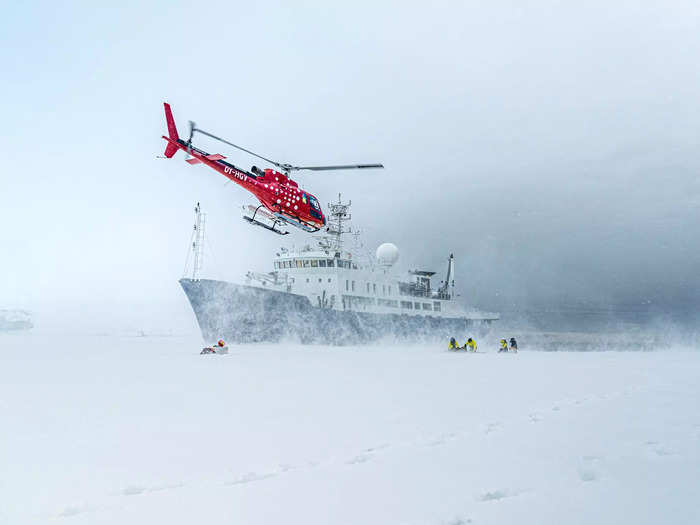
[1, 1, 699, 332]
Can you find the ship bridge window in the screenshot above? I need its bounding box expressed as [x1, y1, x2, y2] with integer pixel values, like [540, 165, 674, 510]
[319, 259, 327, 267]
[351, 280, 355, 292]
[433, 302, 441, 312]
[414, 302, 420, 309]
[377, 299, 399, 308]
[296, 260, 303, 268]
[388, 286, 392, 295]
[366, 283, 370, 293]
[327, 259, 334, 267]
[401, 301, 413, 309]
[373, 284, 377, 294]
[352, 263, 357, 269]
[422, 303, 432, 311]
[311, 259, 318, 267]
[303, 259, 310, 268]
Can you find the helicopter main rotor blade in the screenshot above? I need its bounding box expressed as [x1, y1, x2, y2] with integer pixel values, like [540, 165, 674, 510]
[192, 127, 282, 168]
[189, 125, 383, 174]
[291, 163, 385, 172]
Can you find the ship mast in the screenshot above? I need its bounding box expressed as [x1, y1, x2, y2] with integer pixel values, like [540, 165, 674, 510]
[324, 193, 352, 256]
[191, 202, 206, 280]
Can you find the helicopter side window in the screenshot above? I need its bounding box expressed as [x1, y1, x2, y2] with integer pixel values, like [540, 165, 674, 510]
[309, 196, 320, 210]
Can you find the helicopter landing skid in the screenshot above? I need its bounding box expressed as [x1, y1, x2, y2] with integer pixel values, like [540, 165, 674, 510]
[242, 205, 290, 235]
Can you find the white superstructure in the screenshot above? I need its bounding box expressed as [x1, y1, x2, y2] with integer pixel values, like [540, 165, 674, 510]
[244, 195, 496, 320]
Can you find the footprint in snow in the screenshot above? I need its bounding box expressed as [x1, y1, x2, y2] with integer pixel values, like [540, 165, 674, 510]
[346, 453, 372, 465]
[478, 489, 516, 502]
[484, 422, 502, 434]
[56, 503, 92, 518]
[225, 471, 277, 486]
[578, 456, 602, 482]
[346, 443, 391, 464]
[122, 485, 146, 496]
[645, 441, 675, 457]
[444, 517, 472, 525]
[122, 482, 184, 496]
[364, 443, 390, 453]
[578, 468, 598, 482]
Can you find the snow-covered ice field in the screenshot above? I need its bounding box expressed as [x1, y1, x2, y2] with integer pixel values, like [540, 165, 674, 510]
[2, 334, 699, 524]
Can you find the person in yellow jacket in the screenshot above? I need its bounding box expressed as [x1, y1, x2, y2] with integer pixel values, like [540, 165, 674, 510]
[465, 338, 477, 352]
[448, 337, 460, 350]
[499, 339, 508, 352]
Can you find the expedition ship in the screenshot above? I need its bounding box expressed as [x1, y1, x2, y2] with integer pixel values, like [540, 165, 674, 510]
[180, 198, 498, 344]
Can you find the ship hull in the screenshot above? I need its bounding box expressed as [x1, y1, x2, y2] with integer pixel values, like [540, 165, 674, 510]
[180, 278, 494, 344]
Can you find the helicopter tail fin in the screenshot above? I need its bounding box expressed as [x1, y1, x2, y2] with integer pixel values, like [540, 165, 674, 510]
[162, 102, 179, 158]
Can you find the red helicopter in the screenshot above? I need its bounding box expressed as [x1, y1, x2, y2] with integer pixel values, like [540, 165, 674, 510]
[161, 103, 383, 235]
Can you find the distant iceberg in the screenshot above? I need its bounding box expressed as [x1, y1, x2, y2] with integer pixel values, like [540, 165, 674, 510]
[0, 309, 33, 331]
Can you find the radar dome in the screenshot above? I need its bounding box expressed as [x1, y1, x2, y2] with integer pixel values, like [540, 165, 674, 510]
[376, 243, 399, 267]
